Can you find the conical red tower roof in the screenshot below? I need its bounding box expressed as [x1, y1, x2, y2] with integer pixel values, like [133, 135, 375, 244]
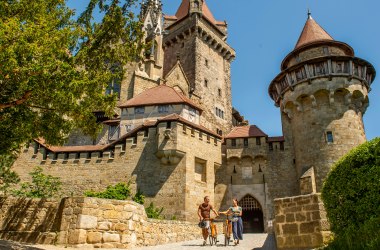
[295, 15, 333, 49]
[175, 0, 217, 24]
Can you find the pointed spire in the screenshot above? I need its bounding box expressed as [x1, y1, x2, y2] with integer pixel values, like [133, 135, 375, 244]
[295, 13, 334, 49]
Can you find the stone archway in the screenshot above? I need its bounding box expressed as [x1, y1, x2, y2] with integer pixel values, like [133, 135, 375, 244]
[239, 194, 264, 233]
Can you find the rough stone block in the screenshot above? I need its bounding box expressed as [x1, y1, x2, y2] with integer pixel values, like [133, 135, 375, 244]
[286, 214, 295, 223]
[68, 229, 87, 244]
[104, 210, 122, 219]
[300, 221, 318, 234]
[282, 224, 299, 235]
[87, 232, 102, 244]
[114, 223, 128, 231]
[77, 214, 97, 229]
[276, 215, 285, 223]
[98, 221, 112, 230]
[103, 232, 120, 243]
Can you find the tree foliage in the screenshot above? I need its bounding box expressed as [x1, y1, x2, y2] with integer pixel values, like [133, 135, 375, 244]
[13, 166, 62, 198]
[0, 154, 20, 195]
[84, 182, 132, 200]
[0, 0, 144, 156]
[322, 138, 380, 249]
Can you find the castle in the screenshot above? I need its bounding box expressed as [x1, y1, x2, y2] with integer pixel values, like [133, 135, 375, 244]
[12, 0, 376, 234]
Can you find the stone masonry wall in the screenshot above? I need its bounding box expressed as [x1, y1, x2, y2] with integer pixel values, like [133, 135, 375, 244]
[0, 196, 210, 249]
[274, 193, 330, 250]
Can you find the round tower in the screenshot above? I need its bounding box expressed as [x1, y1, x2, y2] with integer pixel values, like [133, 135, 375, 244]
[268, 13, 376, 191]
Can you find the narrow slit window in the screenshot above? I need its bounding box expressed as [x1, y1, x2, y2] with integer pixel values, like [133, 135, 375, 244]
[326, 131, 334, 143]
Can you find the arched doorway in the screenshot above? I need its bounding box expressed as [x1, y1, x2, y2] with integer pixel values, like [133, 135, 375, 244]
[239, 195, 264, 233]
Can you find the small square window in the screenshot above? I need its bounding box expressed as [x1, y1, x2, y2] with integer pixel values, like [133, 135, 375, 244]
[166, 122, 171, 129]
[231, 139, 236, 147]
[244, 138, 248, 147]
[326, 131, 334, 143]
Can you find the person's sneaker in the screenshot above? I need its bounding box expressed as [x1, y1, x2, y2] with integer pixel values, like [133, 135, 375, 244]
[237, 239, 240, 244]
[203, 240, 206, 246]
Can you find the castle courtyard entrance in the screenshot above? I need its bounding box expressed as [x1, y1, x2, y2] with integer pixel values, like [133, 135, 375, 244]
[239, 195, 264, 233]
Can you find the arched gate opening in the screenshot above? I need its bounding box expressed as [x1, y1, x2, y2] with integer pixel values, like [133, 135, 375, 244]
[239, 194, 264, 233]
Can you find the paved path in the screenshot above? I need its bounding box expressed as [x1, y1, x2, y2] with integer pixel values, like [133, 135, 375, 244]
[135, 233, 276, 250]
[0, 234, 276, 250]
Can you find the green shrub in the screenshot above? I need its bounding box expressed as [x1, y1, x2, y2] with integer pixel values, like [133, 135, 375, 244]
[132, 189, 145, 205]
[84, 182, 131, 200]
[13, 166, 61, 198]
[322, 138, 380, 249]
[145, 202, 164, 219]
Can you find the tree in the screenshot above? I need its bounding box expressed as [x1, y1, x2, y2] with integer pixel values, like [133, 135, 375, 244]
[322, 138, 380, 249]
[12, 166, 62, 198]
[0, 154, 20, 195]
[0, 0, 144, 156]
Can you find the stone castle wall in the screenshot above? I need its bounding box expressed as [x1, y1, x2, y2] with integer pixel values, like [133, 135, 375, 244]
[0, 196, 209, 249]
[12, 121, 222, 222]
[274, 193, 331, 250]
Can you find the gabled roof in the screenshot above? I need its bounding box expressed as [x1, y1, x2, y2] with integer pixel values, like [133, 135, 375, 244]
[225, 125, 267, 139]
[118, 85, 202, 111]
[295, 15, 333, 49]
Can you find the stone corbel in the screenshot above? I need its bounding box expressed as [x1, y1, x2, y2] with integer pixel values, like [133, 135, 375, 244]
[310, 95, 317, 107]
[156, 150, 186, 165]
[294, 101, 303, 112]
[345, 93, 352, 105]
[329, 89, 335, 105]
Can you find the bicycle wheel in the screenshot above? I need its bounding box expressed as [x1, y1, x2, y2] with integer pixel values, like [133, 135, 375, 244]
[224, 235, 230, 246]
[209, 235, 214, 246]
[213, 236, 217, 245]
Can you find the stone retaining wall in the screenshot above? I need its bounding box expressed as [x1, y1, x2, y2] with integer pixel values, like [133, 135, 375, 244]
[274, 193, 331, 250]
[0, 197, 210, 248]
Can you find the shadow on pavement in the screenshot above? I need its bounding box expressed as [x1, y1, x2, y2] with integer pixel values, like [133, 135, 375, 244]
[252, 233, 277, 250]
[0, 240, 44, 250]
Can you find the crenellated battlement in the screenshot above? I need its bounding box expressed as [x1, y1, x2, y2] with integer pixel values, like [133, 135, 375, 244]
[269, 56, 375, 106]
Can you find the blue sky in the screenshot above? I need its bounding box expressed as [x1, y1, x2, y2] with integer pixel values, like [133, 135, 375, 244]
[67, 0, 379, 140]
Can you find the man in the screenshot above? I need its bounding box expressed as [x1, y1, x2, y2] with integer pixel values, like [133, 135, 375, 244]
[198, 196, 219, 246]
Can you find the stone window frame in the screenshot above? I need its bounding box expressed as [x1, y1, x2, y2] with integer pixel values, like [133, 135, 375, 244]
[326, 131, 334, 143]
[194, 157, 207, 183]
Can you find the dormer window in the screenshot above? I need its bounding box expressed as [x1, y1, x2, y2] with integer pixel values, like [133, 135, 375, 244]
[135, 107, 145, 114]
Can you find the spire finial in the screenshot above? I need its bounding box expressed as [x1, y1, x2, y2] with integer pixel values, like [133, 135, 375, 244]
[307, 8, 312, 19]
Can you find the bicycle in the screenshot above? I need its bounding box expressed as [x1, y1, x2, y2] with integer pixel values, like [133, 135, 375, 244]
[221, 213, 233, 246]
[208, 218, 218, 246]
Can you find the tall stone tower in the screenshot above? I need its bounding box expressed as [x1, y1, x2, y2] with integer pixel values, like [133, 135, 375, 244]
[163, 0, 235, 135]
[269, 13, 376, 191]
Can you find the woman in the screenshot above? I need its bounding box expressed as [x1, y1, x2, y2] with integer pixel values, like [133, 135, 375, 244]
[220, 198, 243, 245]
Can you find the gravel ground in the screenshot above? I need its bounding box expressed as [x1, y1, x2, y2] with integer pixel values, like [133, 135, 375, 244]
[0, 233, 276, 250]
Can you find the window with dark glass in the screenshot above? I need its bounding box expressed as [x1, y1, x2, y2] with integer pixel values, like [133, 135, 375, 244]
[244, 138, 248, 147]
[166, 122, 171, 129]
[326, 131, 334, 143]
[231, 139, 236, 147]
[105, 79, 121, 98]
[269, 142, 273, 151]
[256, 137, 261, 145]
[158, 105, 169, 113]
[135, 107, 145, 114]
[280, 142, 284, 151]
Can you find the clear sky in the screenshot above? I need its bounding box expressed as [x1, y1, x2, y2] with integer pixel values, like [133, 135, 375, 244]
[67, 0, 379, 140]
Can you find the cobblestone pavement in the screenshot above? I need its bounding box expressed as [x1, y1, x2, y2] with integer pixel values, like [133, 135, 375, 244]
[0, 234, 276, 250]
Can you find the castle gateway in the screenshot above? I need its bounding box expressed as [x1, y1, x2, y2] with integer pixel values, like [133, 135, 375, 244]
[12, 0, 375, 232]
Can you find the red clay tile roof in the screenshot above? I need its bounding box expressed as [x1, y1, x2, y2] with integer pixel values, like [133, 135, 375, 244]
[172, 0, 219, 26]
[295, 16, 333, 49]
[268, 136, 285, 142]
[118, 85, 202, 111]
[225, 125, 267, 139]
[35, 138, 106, 153]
